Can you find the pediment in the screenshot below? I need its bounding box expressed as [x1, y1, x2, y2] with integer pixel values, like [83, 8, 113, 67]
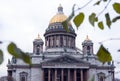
[42, 54, 89, 65]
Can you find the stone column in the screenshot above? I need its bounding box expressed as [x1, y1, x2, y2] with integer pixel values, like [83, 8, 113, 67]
[68, 69, 70, 81]
[74, 69, 76, 81]
[61, 69, 64, 81]
[80, 70, 83, 81]
[48, 37, 50, 47]
[42, 69, 44, 81]
[50, 36, 53, 47]
[84, 70, 88, 81]
[55, 69, 57, 81]
[56, 36, 59, 47]
[66, 36, 68, 47]
[53, 36, 55, 47]
[48, 69, 51, 81]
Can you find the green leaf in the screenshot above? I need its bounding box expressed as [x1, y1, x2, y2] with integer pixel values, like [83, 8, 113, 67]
[7, 42, 31, 64]
[0, 49, 3, 64]
[103, 0, 107, 2]
[89, 13, 97, 26]
[113, 3, 120, 14]
[21, 52, 31, 64]
[112, 16, 120, 22]
[105, 13, 111, 28]
[94, 0, 101, 6]
[97, 45, 112, 64]
[98, 21, 104, 30]
[7, 42, 21, 58]
[73, 12, 84, 29]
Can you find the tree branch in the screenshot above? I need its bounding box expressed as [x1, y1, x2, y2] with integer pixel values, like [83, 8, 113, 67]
[75, 0, 93, 12]
[97, 0, 112, 17]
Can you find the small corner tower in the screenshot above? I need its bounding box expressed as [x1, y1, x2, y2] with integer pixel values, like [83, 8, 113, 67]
[33, 34, 44, 55]
[82, 35, 93, 55]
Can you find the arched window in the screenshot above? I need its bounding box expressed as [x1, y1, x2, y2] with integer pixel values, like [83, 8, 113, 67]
[20, 72, 28, 81]
[36, 45, 40, 54]
[87, 46, 90, 55]
[97, 72, 105, 81]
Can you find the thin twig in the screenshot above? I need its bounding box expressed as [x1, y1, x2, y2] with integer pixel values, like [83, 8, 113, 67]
[97, 0, 112, 17]
[75, 0, 93, 12]
[99, 37, 120, 44]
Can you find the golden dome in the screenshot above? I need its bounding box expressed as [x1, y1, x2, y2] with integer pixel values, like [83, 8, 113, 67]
[49, 4, 68, 24]
[49, 14, 67, 24]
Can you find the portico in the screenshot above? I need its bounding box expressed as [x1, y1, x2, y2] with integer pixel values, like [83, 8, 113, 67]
[42, 68, 88, 81]
[41, 55, 89, 81]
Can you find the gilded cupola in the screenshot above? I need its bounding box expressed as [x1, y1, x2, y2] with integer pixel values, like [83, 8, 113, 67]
[44, 5, 77, 52]
[49, 4, 68, 24]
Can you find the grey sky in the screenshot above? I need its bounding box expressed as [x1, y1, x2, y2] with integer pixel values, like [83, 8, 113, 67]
[0, 0, 120, 78]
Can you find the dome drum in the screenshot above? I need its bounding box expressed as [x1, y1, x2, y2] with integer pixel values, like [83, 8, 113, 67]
[44, 33, 76, 50]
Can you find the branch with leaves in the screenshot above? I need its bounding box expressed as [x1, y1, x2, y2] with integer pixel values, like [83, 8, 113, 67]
[61, 0, 120, 63]
[62, 0, 120, 30]
[0, 42, 31, 65]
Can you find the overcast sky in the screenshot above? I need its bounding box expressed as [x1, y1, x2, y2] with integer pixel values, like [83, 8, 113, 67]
[0, 0, 120, 78]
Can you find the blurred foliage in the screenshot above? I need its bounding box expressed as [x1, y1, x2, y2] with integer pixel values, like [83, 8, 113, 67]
[0, 49, 3, 64]
[62, 0, 120, 30]
[7, 42, 31, 64]
[73, 12, 84, 28]
[97, 45, 112, 64]
[89, 13, 98, 27]
[98, 21, 104, 30]
[61, 0, 120, 63]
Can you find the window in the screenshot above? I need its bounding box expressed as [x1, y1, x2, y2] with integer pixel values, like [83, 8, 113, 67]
[36, 45, 40, 54]
[97, 72, 105, 81]
[87, 46, 90, 55]
[20, 72, 28, 81]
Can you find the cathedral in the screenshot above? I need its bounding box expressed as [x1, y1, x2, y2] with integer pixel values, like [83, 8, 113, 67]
[7, 5, 115, 81]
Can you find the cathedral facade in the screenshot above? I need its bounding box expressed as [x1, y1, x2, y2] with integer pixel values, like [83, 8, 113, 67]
[7, 5, 115, 81]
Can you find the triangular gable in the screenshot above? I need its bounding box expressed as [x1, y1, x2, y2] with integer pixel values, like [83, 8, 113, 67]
[42, 54, 89, 65]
